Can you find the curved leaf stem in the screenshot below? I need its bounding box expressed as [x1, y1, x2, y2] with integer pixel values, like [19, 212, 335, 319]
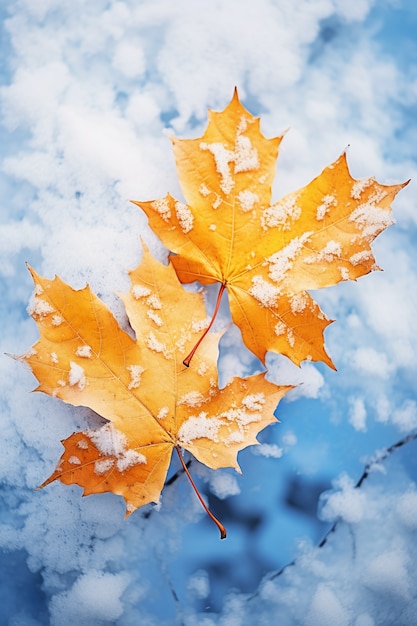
[175, 446, 227, 540]
[183, 282, 226, 367]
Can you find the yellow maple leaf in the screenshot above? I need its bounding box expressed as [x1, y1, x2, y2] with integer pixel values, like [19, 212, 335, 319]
[20, 246, 289, 537]
[133, 90, 408, 368]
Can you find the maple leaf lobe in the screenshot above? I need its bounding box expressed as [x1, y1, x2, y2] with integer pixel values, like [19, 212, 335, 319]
[133, 90, 407, 368]
[22, 250, 289, 517]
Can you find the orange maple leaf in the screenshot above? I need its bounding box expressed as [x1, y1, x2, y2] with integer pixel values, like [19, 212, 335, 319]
[20, 246, 289, 537]
[133, 90, 408, 368]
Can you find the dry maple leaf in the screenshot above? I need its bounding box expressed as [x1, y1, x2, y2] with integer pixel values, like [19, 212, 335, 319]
[20, 246, 289, 537]
[133, 90, 408, 368]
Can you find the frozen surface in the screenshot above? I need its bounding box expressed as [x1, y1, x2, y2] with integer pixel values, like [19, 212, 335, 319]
[0, 0, 416, 624]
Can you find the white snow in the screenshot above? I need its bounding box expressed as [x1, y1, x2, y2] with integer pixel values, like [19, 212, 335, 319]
[174, 201, 194, 233]
[127, 364, 144, 390]
[1, 1, 415, 625]
[157, 407, 169, 420]
[132, 285, 151, 299]
[261, 195, 301, 230]
[316, 194, 336, 220]
[151, 197, 171, 221]
[249, 275, 280, 307]
[89, 423, 147, 473]
[178, 412, 222, 444]
[75, 345, 92, 358]
[237, 189, 259, 212]
[267, 232, 312, 281]
[68, 362, 86, 390]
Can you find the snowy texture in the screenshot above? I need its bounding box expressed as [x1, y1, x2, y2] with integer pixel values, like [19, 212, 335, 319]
[1, 0, 416, 624]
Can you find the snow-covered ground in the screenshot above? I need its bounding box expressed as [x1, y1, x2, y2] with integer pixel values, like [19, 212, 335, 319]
[0, 1, 416, 624]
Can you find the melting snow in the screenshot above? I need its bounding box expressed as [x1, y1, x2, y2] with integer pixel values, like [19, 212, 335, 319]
[175, 200, 194, 233]
[68, 361, 86, 390]
[77, 439, 89, 450]
[68, 456, 81, 465]
[209, 224, 217, 231]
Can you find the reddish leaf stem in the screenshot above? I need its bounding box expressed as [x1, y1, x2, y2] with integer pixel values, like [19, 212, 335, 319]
[183, 282, 226, 367]
[175, 446, 227, 540]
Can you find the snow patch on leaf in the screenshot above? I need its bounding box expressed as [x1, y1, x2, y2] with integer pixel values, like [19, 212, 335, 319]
[127, 365, 145, 390]
[249, 275, 280, 307]
[175, 201, 194, 233]
[68, 362, 86, 390]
